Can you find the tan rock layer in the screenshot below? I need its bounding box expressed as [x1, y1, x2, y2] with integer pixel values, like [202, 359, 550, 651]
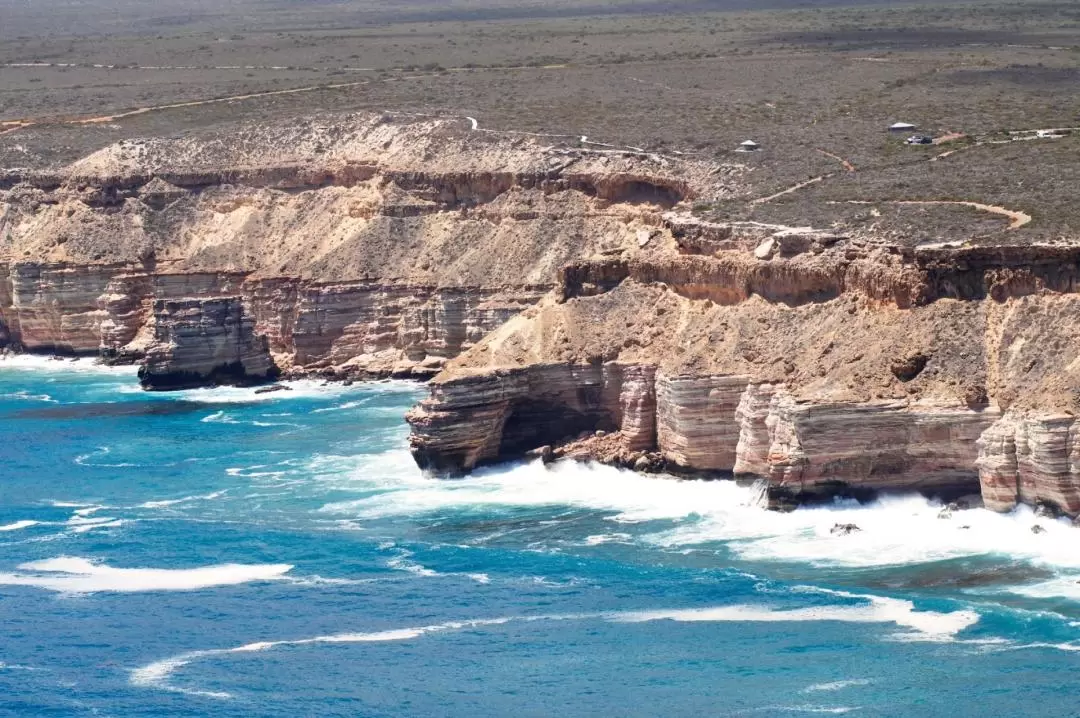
[138, 296, 278, 390]
[560, 244, 1080, 310]
[977, 411, 1080, 515]
[407, 362, 1001, 508]
[0, 260, 546, 377]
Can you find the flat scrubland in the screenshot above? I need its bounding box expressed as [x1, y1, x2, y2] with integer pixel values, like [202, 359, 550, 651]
[2, 0, 1078, 245]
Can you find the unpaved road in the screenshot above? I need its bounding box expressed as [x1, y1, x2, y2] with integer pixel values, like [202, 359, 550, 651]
[845, 199, 1031, 229]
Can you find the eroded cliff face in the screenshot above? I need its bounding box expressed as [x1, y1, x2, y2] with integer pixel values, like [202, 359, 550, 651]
[8, 112, 1080, 515]
[0, 113, 724, 379]
[138, 296, 278, 390]
[409, 220, 1080, 514]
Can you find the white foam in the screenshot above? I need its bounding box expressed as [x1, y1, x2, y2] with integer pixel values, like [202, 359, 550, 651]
[1006, 577, 1080, 600]
[0, 355, 137, 376]
[803, 679, 872, 693]
[69, 519, 123, 533]
[385, 550, 440, 577]
[317, 456, 1080, 574]
[584, 533, 633, 545]
[0, 390, 57, 403]
[72, 505, 105, 517]
[0, 557, 293, 593]
[131, 596, 973, 700]
[311, 399, 369, 414]
[0, 520, 40, 532]
[167, 379, 419, 405]
[73, 447, 138, 467]
[320, 457, 746, 523]
[137, 490, 227, 509]
[131, 616, 510, 699]
[0, 661, 41, 672]
[612, 594, 979, 641]
[764, 706, 859, 714]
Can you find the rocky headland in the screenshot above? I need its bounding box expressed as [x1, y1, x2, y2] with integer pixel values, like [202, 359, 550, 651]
[3, 113, 1080, 516]
[1, 113, 710, 383]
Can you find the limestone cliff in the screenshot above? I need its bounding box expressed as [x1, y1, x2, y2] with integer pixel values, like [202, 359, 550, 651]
[0, 113, 723, 379]
[138, 296, 278, 390]
[409, 226, 1080, 515]
[6, 111, 1080, 515]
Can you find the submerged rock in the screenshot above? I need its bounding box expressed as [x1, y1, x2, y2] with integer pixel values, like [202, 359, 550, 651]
[830, 523, 862, 536]
[254, 384, 292, 395]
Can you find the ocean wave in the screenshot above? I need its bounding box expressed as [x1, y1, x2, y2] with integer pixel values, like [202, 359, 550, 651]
[73, 446, 141, 467]
[0, 556, 293, 593]
[137, 490, 228, 509]
[0, 520, 41, 532]
[318, 453, 1080, 574]
[201, 411, 298, 427]
[0, 390, 57, 403]
[130, 592, 977, 700]
[611, 595, 978, 642]
[283, 574, 379, 587]
[803, 679, 872, 693]
[749, 706, 859, 715]
[0, 355, 137, 376]
[157, 379, 420, 405]
[311, 398, 370, 413]
[385, 551, 440, 578]
[131, 616, 512, 699]
[1003, 577, 1080, 601]
[319, 457, 740, 521]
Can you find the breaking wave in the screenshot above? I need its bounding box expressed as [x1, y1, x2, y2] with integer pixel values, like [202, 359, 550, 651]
[0, 557, 293, 593]
[319, 455, 1080, 573]
[130, 590, 978, 700]
[0, 355, 137, 376]
[0, 520, 41, 532]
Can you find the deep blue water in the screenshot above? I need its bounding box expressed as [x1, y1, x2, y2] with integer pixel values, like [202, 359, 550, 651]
[2, 356, 1080, 717]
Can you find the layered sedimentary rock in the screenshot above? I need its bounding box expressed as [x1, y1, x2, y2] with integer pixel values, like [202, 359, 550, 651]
[977, 412, 1080, 515]
[410, 230, 1080, 513]
[1, 113, 722, 381]
[1, 263, 124, 354]
[139, 296, 278, 390]
[656, 374, 749, 471]
[408, 362, 626, 473]
[757, 395, 997, 507]
[8, 111, 1080, 513]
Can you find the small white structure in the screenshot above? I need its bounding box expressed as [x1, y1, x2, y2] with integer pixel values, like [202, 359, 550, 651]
[737, 139, 761, 152]
[889, 122, 917, 132]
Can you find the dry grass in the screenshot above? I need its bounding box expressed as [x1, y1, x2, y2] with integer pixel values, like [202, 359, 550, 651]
[2, 0, 1079, 245]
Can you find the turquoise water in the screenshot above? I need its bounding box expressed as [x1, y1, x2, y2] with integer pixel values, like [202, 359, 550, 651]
[2, 357, 1080, 717]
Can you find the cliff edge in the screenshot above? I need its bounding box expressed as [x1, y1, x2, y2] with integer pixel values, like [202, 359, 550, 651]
[408, 216, 1080, 516]
[0, 113, 726, 381]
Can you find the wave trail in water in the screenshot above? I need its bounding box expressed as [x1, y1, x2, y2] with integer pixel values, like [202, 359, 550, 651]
[136, 490, 228, 509]
[0, 520, 41, 532]
[803, 679, 872, 693]
[131, 617, 514, 699]
[612, 595, 979, 641]
[130, 591, 978, 700]
[0, 557, 293, 593]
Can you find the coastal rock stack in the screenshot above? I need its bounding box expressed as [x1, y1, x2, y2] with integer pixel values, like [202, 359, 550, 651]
[138, 296, 278, 390]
